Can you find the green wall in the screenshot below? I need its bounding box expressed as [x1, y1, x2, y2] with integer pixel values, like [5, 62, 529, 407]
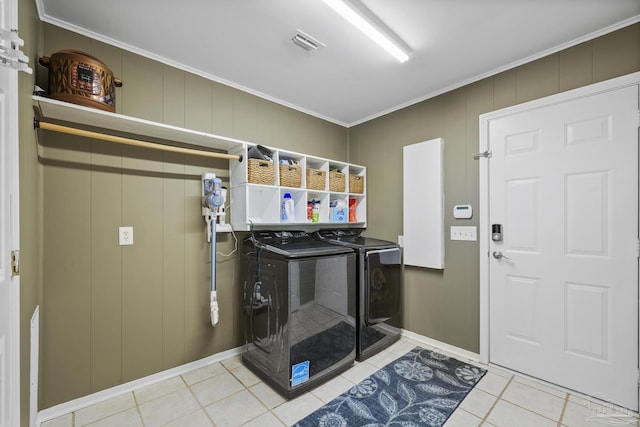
[349, 23, 640, 353]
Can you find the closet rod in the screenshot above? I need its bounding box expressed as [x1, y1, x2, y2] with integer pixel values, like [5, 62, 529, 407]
[34, 120, 243, 162]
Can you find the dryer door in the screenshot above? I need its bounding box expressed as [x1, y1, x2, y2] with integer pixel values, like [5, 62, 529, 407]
[365, 248, 402, 325]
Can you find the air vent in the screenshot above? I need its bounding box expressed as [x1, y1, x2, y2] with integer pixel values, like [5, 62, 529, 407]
[291, 30, 325, 53]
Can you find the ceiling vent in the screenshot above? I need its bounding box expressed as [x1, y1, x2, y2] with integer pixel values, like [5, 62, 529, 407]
[291, 30, 325, 54]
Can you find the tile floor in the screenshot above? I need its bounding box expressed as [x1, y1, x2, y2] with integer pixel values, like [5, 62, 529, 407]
[40, 337, 639, 427]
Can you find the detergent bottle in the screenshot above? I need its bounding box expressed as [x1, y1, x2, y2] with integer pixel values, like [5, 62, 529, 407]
[281, 193, 295, 222]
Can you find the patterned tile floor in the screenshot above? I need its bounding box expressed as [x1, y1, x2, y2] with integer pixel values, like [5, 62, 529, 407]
[40, 337, 638, 427]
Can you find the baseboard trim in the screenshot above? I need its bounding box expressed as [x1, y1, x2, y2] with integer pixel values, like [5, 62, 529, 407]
[401, 329, 480, 362]
[37, 346, 243, 425]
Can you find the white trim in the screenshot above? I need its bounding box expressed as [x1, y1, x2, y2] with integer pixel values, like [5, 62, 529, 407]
[2, 0, 22, 426]
[8, 79, 21, 427]
[479, 109, 490, 364]
[29, 307, 39, 427]
[401, 329, 480, 363]
[32, 0, 639, 127]
[36, 345, 244, 425]
[7, 69, 20, 427]
[478, 71, 640, 369]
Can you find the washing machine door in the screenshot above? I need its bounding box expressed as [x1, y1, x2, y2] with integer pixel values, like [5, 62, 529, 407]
[365, 247, 402, 325]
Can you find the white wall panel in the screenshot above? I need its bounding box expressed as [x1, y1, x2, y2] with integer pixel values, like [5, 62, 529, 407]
[402, 138, 444, 269]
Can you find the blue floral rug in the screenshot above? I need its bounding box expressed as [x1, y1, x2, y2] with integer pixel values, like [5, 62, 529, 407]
[294, 346, 486, 427]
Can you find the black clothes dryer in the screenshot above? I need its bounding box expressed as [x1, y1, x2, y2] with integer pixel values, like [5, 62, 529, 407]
[241, 231, 356, 399]
[316, 229, 403, 361]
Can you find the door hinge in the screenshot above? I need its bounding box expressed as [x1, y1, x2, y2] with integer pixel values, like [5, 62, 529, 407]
[10, 250, 19, 276]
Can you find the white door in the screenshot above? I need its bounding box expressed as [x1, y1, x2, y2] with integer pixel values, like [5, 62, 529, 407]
[0, 0, 21, 424]
[487, 84, 639, 410]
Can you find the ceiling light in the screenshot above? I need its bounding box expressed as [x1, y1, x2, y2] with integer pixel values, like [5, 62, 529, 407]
[291, 30, 325, 54]
[322, 0, 410, 63]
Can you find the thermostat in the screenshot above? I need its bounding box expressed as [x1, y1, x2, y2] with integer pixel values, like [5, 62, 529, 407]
[453, 204, 473, 219]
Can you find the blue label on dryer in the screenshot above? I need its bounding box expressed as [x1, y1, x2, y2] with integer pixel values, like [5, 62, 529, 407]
[291, 361, 310, 386]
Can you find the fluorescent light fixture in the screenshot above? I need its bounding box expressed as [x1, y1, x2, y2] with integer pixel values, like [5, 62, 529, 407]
[323, 0, 410, 63]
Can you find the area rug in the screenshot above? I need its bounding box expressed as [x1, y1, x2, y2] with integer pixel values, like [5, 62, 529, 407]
[294, 346, 486, 427]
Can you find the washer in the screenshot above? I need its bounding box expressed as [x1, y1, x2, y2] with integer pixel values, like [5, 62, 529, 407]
[316, 229, 403, 361]
[241, 230, 356, 398]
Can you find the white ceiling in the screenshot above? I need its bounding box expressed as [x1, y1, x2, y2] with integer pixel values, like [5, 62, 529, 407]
[35, 0, 640, 127]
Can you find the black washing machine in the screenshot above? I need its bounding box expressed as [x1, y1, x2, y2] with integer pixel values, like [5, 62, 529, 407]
[241, 230, 356, 399]
[316, 229, 403, 361]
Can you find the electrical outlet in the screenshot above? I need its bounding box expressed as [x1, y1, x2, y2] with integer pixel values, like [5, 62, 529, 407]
[398, 235, 404, 247]
[119, 226, 134, 245]
[450, 226, 477, 241]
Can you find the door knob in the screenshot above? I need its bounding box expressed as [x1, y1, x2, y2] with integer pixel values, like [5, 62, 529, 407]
[492, 251, 511, 260]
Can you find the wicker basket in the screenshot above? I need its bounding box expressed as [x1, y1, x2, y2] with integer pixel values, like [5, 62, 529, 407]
[329, 171, 346, 192]
[279, 164, 302, 188]
[349, 174, 364, 193]
[247, 159, 275, 185]
[306, 168, 326, 190]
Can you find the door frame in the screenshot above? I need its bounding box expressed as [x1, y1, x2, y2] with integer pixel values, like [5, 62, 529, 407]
[1, 21, 21, 427]
[2, 62, 21, 427]
[479, 72, 640, 388]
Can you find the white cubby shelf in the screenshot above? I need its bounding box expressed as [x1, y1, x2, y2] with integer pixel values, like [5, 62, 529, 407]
[229, 144, 366, 230]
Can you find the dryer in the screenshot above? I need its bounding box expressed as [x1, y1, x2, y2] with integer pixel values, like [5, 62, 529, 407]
[316, 229, 402, 361]
[241, 231, 356, 398]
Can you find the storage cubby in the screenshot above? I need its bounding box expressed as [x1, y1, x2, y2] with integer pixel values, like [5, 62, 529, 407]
[329, 194, 349, 223]
[329, 161, 348, 193]
[348, 195, 366, 224]
[348, 165, 366, 194]
[278, 151, 304, 189]
[230, 144, 366, 229]
[307, 192, 329, 223]
[282, 188, 307, 223]
[246, 186, 280, 224]
[305, 156, 328, 191]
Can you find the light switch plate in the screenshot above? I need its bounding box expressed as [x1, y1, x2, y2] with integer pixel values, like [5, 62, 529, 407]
[451, 226, 476, 241]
